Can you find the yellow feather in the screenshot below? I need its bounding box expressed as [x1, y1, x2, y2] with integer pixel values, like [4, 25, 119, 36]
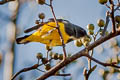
[24, 22, 70, 46]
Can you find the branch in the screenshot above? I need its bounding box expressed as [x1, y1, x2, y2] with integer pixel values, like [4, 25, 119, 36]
[11, 58, 53, 80]
[11, 64, 40, 80]
[87, 65, 97, 79]
[85, 53, 120, 68]
[0, 0, 15, 5]
[104, 3, 110, 9]
[37, 30, 120, 80]
[83, 68, 88, 80]
[55, 73, 71, 76]
[109, 0, 116, 33]
[83, 65, 97, 80]
[115, 1, 120, 11]
[101, 11, 110, 36]
[11, 64, 70, 80]
[48, 0, 67, 58]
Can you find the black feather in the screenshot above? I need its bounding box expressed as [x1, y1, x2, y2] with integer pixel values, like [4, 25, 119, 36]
[16, 35, 30, 44]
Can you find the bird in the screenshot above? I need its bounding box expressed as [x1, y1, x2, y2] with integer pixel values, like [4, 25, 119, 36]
[16, 18, 87, 47]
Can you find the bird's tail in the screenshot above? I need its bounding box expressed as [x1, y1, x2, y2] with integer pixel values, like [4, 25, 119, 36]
[16, 35, 30, 44]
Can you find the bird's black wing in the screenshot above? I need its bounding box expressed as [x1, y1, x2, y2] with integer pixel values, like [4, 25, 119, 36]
[64, 21, 87, 39]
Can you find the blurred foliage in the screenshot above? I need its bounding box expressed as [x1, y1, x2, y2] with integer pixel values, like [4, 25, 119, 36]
[98, 38, 120, 80]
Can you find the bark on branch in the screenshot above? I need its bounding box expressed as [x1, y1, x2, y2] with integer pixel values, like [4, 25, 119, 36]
[37, 30, 120, 80]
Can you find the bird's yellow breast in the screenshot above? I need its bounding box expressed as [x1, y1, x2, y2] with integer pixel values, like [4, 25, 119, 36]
[25, 22, 70, 46]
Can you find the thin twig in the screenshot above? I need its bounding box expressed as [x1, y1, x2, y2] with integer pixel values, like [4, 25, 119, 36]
[88, 29, 100, 70]
[115, 7, 120, 11]
[11, 58, 53, 80]
[36, 68, 46, 72]
[47, 0, 67, 58]
[101, 11, 110, 36]
[84, 65, 97, 80]
[54, 73, 71, 76]
[37, 59, 40, 64]
[115, 2, 120, 11]
[94, 29, 101, 37]
[46, 50, 52, 59]
[104, 3, 111, 9]
[109, 0, 116, 33]
[11, 64, 42, 80]
[88, 49, 93, 70]
[83, 68, 88, 80]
